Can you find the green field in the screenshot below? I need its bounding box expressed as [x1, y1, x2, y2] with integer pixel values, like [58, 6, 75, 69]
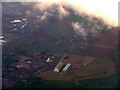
[11, 74, 118, 88]
[78, 74, 118, 88]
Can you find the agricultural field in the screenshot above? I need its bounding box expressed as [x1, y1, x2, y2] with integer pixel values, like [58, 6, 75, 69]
[11, 74, 118, 88]
[35, 55, 116, 81]
[92, 29, 118, 57]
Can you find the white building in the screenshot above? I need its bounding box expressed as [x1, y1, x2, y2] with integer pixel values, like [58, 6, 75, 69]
[62, 63, 71, 72]
[54, 62, 64, 72]
[46, 58, 52, 63]
[22, 18, 27, 21]
[11, 19, 21, 23]
[13, 28, 18, 31]
[0, 36, 4, 39]
[0, 40, 6, 43]
[0, 39, 6, 45]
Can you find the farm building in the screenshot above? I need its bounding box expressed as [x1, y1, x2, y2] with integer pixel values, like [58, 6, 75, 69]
[0, 40, 6, 43]
[11, 19, 21, 23]
[46, 58, 52, 63]
[62, 63, 71, 72]
[0, 36, 4, 39]
[54, 62, 64, 72]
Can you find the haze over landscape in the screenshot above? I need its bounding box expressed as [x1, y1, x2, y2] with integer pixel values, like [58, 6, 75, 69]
[3, 0, 118, 26]
[1, 0, 119, 89]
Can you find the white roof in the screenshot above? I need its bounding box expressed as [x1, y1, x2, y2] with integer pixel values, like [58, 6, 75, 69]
[22, 18, 27, 21]
[63, 63, 71, 71]
[11, 20, 21, 23]
[46, 58, 51, 62]
[0, 40, 6, 43]
[14, 28, 17, 30]
[27, 61, 31, 63]
[0, 36, 4, 39]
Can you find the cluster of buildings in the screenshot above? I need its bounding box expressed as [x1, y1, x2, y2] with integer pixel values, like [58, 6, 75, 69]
[14, 59, 32, 69]
[10, 18, 28, 31]
[54, 61, 71, 73]
[3, 2, 28, 32]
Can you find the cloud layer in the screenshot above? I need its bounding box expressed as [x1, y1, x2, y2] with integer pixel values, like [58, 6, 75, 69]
[2, 0, 118, 27]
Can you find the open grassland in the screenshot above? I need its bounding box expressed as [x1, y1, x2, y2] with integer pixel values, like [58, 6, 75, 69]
[11, 74, 118, 88]
[35, 56, 115, 81]
[92, 30, 118, 56]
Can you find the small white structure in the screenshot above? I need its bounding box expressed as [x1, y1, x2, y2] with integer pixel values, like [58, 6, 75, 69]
[22, 18, 27, 21]
[0, 40, 6, 43]
[0, 39, 6, 45]
[11, 19, 21, 23]
[13, 24, 16, 26]
[16, 65, 23, 68]
[62, 63, 71, 72]
[84, 43, 88, 45]
[27, 61, 31, 64]
[0, 36, 4, 39]
[21, 24, 27, 29]
[46, 58, 52, 63]
[14, 28, 18, 31]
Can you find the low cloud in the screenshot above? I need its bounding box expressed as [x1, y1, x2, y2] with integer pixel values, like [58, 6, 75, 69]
[71, 22, 88, 39]
[3, 0, 118, 27]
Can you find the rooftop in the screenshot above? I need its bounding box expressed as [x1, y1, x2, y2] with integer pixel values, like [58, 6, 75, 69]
[63, 63, 71, 71]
